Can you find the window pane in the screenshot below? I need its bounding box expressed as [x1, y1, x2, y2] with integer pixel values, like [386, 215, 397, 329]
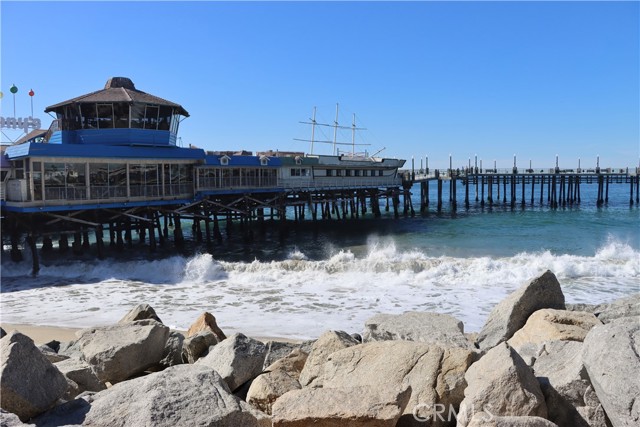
[158, 106, 172, 131]
[113, 103, 130, 128]
[144, 106, 159, 130]
[130, 104, 145, 129]
[90, 163, 108, 185]
[97, 104, 114, 129]
[66, 163, 86, 186]
[109, 163, 127, 186]
[81, 104, 97, 129]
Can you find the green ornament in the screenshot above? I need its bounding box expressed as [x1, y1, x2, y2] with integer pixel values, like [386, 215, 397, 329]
[10, 84, 18, 94]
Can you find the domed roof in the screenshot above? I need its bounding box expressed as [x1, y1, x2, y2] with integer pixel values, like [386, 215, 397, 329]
[45, 77, 189, 117]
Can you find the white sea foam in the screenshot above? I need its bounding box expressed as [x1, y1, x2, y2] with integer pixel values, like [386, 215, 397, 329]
[1, 239, 638, 339]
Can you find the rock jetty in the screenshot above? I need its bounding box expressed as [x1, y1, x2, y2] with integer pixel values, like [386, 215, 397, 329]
[1, 271, 637, 426]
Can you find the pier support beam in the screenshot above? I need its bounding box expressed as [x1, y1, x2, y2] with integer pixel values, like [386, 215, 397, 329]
[27, 234, 39, 276]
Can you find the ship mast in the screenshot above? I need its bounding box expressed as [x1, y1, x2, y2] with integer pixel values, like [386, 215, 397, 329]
[310, 106, 316, 154]
[333, 103, 339, 155]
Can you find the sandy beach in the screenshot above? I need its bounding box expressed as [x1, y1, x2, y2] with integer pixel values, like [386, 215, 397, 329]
[0, 322, 302, 345]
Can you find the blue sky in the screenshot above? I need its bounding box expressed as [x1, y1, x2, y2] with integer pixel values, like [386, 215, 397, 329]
[1, 1, 638, 169]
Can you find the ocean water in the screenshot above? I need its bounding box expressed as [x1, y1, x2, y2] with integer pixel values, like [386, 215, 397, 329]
[1, 181, 638, 339]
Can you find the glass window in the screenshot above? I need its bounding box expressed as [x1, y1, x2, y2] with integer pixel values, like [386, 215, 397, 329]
[81, 104, 97, 129]
[97, 104, 114, 129]
[144, 106, 159, 130]
[129, 164, 143, 186]
[109, 163, 127, 186]
[44, 163, 65, 186]
[378, 170, 384, 176]
[130, 104, 145, 129]
[113, 103, 130, 128]
[63, 105, 81, 130]
[326, 169, 333, 177]
[354, 170, 361, 177]
[66, 163, 86, 186]
[90, 163, 108, 185]
[345, 170, 352, 177]
[158, 106, 172, 131]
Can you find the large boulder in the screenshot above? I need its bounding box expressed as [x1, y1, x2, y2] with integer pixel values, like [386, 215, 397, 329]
[181, 330, 219, 364]
[467, 413, 558, 426]
[476, 270, 565, 351]
[196, 333, 266, 392]
[534, 340, 609, 427]
[508, 309, 601, 363]
[583, 317, 640, 427]
[247, 349, 308, 415]
[117, 303, 162, 324]
[33, 364, 270, 427]
[0, 332, 68, 421]
[54, 358, 106, 396]
[596, 294, 640, 324]
[272, 386, 411, 427]
[312, 340, 475, 426]
[187, 312, 226, 341]
[362, 311, 475, 350]
[298, 330, 360, 387]
[75, 319, 170, 383]
[159, 330, 185, 368]
[457, 343, 547, 427]
[262, 340, 314, 369]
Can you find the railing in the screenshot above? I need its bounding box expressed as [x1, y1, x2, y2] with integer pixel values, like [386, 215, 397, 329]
[281, 177, 402, 191]
[44, 186, 87, 201]
[409, 166, 639, 180]
[90, 186, 128, 199]
[43, 120, 60, 143]
[198, 176, 278, 190]
[130, 184, 162, 198]
[0, 182, 5, 201]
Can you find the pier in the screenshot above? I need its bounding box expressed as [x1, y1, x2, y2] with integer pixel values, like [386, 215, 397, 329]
[406, 160, 640, 212]
[1, 78, 638, 275]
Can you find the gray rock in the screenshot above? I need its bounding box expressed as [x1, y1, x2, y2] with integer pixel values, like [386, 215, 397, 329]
[75, 319, 170, 383]
[298, 330, 359, 387]
[247, 349, 308, 415]
[262, 341, 299, 369]
[457, 342, 547, 427]
[196, 333, 267, 392]
[181, 330, 219, 364]
[467, 413, 558, 426]
[476, 270, 565, 351]
[262, 340, 314, 369]
[159, 330, 185, 367]
[57, 340, 82, 359]
[583, 317, 640, 427]
[117, 303, 163, 324]
[0, 409, 30, 426]
[37, 345, 69, 364]
[311, 340, 475, 426]
[272, 386, 411, 427]
[0, 328, 6, 339]
[596, 294, 640, 324]
[362, 311, 475, 350]
[0, 332, 68, 421]
[33, 365, 270, 427]
[54, 358, 106, 396]
[534, 340, 609, 427]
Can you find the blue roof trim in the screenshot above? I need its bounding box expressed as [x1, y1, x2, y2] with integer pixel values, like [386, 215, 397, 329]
[5, 142, 205, 160]
[1, 198, 194, 213]
[203, 155, 282, 166]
